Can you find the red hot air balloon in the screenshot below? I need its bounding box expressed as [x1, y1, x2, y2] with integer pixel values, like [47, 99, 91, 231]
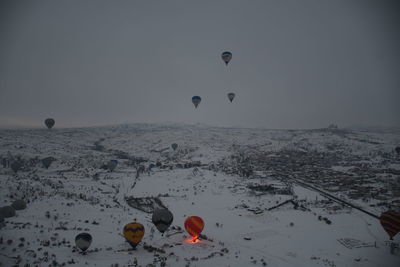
[380, 210, 400, 240]
[184, 216, 204, 241]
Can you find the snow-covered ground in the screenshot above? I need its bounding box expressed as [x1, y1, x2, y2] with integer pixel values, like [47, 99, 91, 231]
[1, 123, 399, 266]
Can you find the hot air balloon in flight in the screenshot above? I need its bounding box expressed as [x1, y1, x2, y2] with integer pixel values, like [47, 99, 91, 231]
[192, 96, 201, 108]
[221, 51, 232, 65]
[171, 143, 178, 151]
[152, 208, 174, 233]
[44, 118, 55, 129]
[75, 233, 92, 252]
[123, 222, 145, 248]
[227, 93, 235, 103]
[380, 210, 400, 240]
[184, 216, 204, 241]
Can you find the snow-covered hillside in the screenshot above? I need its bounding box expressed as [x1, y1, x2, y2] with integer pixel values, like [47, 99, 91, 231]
[1, 123, 399, 267]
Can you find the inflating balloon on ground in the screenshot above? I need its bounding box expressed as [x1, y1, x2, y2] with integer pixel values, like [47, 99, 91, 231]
[184, 216, 204, 241]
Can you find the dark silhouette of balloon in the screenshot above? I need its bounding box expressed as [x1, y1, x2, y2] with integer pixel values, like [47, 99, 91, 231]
[227, 93, 235, 102]
[171, 143, 178, 151]
[44, 118, 55, 129]
[75, 233, 92, 252]
[380, 211, 400, 240]
[192, 96, 201, 108]
[184, 216, 204, 240]
[42, 157, 55, 169]
[221, 51, 232, 65]
[123, 222, 145, 248]
[395, 146, 400, 154]
[107, 160, 118, 172]
[152, 208, 173, 233]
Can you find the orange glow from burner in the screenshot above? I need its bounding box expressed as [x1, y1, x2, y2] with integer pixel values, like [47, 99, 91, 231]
[184, 236, 201, 244]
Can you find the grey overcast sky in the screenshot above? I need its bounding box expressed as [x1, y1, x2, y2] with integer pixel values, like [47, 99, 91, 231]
[0, 0, 399, 129]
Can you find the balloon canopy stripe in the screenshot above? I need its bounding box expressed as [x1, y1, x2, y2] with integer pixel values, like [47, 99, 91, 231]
[381, 212, 400, 223]
[380, 217, 400, 229]
[124, 226, 145, 232]
[123, 222, 145, 248]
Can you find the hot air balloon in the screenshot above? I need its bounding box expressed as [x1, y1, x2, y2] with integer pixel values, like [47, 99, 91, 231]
[184, 216, 204, 240]
[395, 146, 400, 155]
[75, 233, 92, 252]
[227, 93, 235, 103]
[171, 143, 178, 151]
[44, 118, 55, 129]
[221, 51, 232, 65]
[107, 160, 118, 172]
[380, 211, 400, 240]
[152, 208, 173, 233]
[123, 222, 145, 248]
[192, 96, 201, 108]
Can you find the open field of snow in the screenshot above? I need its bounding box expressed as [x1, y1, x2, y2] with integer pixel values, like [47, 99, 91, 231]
[1, 124, 399, 266]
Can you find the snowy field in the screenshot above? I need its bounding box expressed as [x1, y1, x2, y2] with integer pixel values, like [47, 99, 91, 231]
[1, 123, 399, 267]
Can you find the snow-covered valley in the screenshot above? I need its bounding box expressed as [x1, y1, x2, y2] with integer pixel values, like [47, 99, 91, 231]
[1, 124, 399, 267]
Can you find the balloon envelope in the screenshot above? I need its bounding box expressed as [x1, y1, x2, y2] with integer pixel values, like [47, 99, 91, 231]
[152, 208, 173, 233]
[227, 93, 235, 102]
[44, 118, 55, 129]
[221, 51, 232, 65]
[192, 96, 201, 108]
[380, 211, 400, 240]
[107, 160, 118, 171]
[184, 216, 204, 239]
[171, 143, 178, 151]
[123, 222, 145, 248]
[75, 233, 92, 252]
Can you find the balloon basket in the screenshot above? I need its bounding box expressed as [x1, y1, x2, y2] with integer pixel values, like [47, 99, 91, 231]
[385, 241, 399, 255]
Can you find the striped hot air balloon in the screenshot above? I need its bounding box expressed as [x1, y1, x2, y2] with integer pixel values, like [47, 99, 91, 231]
[379, 210, 400, 240]
[123, 222, 145, 248]
[184, 216, 204, 240]
[75, 233, 92, 252]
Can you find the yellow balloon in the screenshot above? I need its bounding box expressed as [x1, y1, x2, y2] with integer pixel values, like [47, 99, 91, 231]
[123, 222, 145, 248]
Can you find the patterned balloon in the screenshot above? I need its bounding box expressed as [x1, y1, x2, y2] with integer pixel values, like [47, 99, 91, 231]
[221, 51, 232, 65]
[184, 216, 204, 239]
[123, 222, 145, 248]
